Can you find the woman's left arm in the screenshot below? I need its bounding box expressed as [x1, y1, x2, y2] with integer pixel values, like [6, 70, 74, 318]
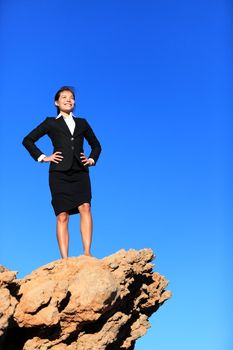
[83, 119, 102, 165]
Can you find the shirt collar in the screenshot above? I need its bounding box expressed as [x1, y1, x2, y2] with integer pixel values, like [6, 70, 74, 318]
[56, 112, 75, 119]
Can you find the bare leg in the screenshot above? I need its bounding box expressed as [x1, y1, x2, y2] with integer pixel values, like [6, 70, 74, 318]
[78, 203, 92, 256]
[56, 212, 69, 258]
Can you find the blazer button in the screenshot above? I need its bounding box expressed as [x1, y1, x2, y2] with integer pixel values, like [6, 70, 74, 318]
[71, 146, 74, 150]
[70, 137, 74, 141]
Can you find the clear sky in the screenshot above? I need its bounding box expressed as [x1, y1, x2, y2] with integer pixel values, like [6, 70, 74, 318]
[0, 1, 232, 349]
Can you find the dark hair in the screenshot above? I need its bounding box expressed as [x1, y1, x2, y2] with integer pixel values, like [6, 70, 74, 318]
[54, 86, 76, 114]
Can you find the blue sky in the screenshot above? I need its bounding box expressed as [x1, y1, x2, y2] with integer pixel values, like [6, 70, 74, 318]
[0, 1, 232, 349]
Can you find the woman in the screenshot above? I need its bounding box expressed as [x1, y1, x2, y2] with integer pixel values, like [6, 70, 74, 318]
[22, 86, 101, 258]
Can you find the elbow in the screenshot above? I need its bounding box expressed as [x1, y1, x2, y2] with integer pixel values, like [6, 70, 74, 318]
[22, 136, 30, 149]
[22, 136, 29, 148]
[93, 141, 102, 154]
[22, 137, 27, 147]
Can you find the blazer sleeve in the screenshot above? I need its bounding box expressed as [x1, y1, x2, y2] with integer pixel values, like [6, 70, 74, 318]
[22, 118, 50, 161]
[83, 119, 102, 164]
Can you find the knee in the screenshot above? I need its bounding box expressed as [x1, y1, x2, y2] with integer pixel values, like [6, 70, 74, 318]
[78, 203, 91, 214]
[57, 212, 69, 224]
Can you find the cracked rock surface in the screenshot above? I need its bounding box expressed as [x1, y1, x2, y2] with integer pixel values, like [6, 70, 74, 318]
[0, 249, 171, 350]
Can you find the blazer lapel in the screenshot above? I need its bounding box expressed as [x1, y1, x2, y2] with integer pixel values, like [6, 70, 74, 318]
[73, 118, 83, 136]
[56, 116, 72, 136]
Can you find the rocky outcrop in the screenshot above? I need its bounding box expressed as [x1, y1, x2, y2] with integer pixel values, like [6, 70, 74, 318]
[0, 266, 18, 340]
[0, 249, 171, 350]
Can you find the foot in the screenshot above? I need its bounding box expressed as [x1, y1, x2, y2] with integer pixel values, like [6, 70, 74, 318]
[83, 251, 92, 257]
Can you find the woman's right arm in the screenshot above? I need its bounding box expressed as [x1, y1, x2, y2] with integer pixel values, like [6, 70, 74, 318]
[22, 118, 50, 161]
[22, 118, 63, 164]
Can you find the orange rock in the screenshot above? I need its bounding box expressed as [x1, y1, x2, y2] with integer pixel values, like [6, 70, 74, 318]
[1, 249, 171, 349]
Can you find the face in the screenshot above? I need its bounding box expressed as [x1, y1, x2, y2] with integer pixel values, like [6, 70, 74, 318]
[55, 90, 75, 114]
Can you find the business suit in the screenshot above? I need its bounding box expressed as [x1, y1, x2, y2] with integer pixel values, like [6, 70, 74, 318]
[22, 116, 101, 172]
[22, 115, 101, 215]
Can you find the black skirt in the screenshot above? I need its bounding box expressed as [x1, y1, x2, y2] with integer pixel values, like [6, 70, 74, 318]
[49, 164, 92, 216]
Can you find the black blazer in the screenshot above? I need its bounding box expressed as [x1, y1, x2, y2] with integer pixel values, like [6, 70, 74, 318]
[22, 116, 101, 172]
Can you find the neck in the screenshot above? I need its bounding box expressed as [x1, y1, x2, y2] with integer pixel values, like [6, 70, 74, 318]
[60, 111, 72, 118]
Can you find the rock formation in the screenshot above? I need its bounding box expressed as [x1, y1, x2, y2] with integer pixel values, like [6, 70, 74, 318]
[0, 249, 171, 350]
